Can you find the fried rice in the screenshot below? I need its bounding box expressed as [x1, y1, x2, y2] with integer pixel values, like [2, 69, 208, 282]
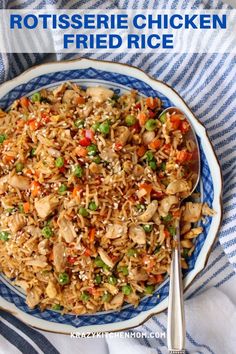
[0, 83, 215, 314]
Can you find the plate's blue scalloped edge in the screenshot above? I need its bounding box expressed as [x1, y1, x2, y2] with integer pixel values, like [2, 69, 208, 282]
[0, 67, 213, 328]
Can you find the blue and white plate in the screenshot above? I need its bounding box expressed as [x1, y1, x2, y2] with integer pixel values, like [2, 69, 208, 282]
[0, 59, 223, 334]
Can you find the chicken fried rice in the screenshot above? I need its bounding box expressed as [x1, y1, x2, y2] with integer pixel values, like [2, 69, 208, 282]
[0, 83, 215, 314]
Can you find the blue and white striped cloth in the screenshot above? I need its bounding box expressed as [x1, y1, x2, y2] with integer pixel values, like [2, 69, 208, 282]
[0, 1, 236, 354]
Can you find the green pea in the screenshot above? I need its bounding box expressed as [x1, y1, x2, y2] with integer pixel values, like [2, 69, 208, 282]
[58, 184, 67, 195]
[55, 157, 64, 168]
[6, 208, 14, 214]
[125, 114, 136, 127]
[142, 224, 153, 233]
[88, 201, 98, 211]
[99, 121, 110, 135]
[87, 144, 98, 156]
[159, 113, 167, 124]
[149, 160, 157, 170]
[102, 293, 112, 303]
[145, 285, 155, 294]
[183, 248, 189, 259]
[160, 162, 166, 171]
[136, 204, 145, 211]
[0, 134, 7, 144]
[30, 148, 36, 157]
[94, 257, 106, 268]
[108, 275, 117, 285]
[74, 119, 85, 128]
[118, 266, 129, 276]
[81, 291, 90, 302]
[31, 92, 41, 102]
[58, 272, 70, 285]
[18, 204, 24, 213]
[92, 122, 100, 132]
[93, 156, 101, 164]
[127, 249, 137, 257]
[122, 284, 132, 295]
[15, 162, 24, 173]
[162, 213, 172, 223]
[95, 274, 102, 284]
[145, 119, 157, 131]
[79, 207, 89, 217]
[168, 226, 176, 237]
[0, 231, 9, 241]
[145, 151, 154, 162]
[52, 304, 62, 311]
[42, 226, 53, 239]
[74, 165, 83, 178]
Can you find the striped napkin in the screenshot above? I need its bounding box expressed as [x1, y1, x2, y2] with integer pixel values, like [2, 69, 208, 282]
[0, 1, 236, 353]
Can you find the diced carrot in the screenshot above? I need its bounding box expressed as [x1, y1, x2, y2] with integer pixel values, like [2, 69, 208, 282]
[146, 97, 159, 109]
[89, 228, 96, 244]
[3, 155, 14, 164]
[76, 146, 88, 157]
[23, 202, 30, 213]
[84, 248, 92, 257]
[148, 138, 162, 150]
[137, 112, 148, 126]
[67, 256, 77, 264]
[20, 97, 29, 108]
[176, 150, 192, 163]
[137, 145, 147, 157]
[155, 274, 164, 283]
[72, 186, 82, 198]
[139, 183, 152, 194]
[31, 181, 41, 197]
[180, 119, 190, 133]
[28, 119, 40, 131]
[164, 229, 170, 238]
[76, 96, 86, 105]
[41, 112, 50, 123]
[163, 143, 171, 153]
[172, 209, 181, 218]
[170, 114, 182, 130]
[142, 255, 156, 273]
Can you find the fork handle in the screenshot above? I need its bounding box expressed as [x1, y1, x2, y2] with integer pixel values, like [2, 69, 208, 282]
[167, 222, 186, 352]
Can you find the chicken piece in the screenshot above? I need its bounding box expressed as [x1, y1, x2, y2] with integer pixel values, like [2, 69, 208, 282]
[183, 227, 203, 239]
[180, 222, 192, 235]
[62, 89, 79, 104]
[89, 162, 103, 174]
[46, 280, 57, 299]
[98, 247, 114, 268]
[0, 175, 9, 194]
[142, 131, 155, 145]
[8, 175, 30, 190]
[53, 83, 67, 97]
[86, 86, 113, 103]
[115, 126, 130, 145]
[133, 164, 144, 177]
[166, 179, 190, 195]
[105, 224, 127, 239]
[105, 292, 124, 311]
[129, 267, 148, 281]
[104, 283, 118, 295]
[8, 213, 26, 233]
[159, 196, 179, 217]
[38, 239, 49, 255]
[57, 215, 76, 243]
[26, 287, 42, 308]
[182, 202, 202, 223]
[129, 225, 146, 245]
[202, 203, 216, 216]
[34, 195, 59, 219]
[53, 243, 66, 272]
[138, 200, 158, 222]
[125, 292, 140, 306]
[152, 212, 161, 225]
[181, 239, 193, 248]
[25, 255, 48, 268]
[100, 147, 118, 162]
[26, 225, 41, 237]
[14, 280, 29, 291]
